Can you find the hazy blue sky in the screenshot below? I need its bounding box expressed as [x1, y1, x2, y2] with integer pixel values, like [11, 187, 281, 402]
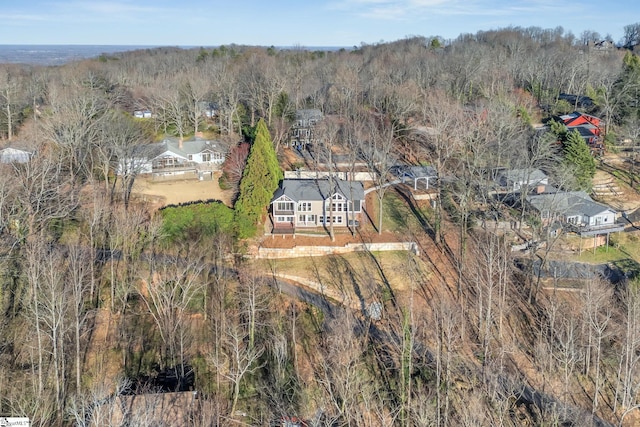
[0, 0, 637, 47]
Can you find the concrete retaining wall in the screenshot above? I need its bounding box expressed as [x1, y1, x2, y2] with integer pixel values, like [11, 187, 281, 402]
[256, 241, 418, 259]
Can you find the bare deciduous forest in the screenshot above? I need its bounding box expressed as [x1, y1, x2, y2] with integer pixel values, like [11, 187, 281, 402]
[2, 24, 640, 426]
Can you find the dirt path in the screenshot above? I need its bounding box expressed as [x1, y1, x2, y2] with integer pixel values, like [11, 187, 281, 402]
[595, 153, 640, 212]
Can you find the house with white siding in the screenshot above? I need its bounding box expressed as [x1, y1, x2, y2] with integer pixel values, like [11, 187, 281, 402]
[526, 190, 624, 237]
[117, 137, 226, 176]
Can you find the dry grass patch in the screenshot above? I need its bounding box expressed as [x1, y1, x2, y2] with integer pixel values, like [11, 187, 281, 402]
[132, 173, 234, 207]
[257, 250, 430, 303]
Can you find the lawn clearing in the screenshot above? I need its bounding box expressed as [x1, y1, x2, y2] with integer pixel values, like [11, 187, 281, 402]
[132, 172, 234, 207]
[257, 250, 430, 304]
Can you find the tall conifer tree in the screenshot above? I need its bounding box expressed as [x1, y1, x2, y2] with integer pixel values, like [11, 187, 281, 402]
[563, 129, 596, 191]
[234, 119, 282, 237]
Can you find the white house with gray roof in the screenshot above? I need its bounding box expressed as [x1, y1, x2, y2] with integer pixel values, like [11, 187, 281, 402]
[117, 137, 226, 176]
[526, 190, 623, 236]
[270, 178, 365, 232]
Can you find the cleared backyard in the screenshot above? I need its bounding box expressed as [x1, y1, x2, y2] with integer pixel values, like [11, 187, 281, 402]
[131, 172, 234, 207]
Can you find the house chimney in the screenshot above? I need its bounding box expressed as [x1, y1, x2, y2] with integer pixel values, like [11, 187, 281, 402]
[179, 138, 183, 149]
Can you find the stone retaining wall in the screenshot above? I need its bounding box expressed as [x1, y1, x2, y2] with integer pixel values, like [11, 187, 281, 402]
[256, 241, 418, 259]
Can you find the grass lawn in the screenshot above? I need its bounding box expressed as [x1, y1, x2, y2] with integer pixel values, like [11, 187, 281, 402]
[375, 189, 433, 235]
[566, 231, 640, 267]
[568, 232, 640, 277]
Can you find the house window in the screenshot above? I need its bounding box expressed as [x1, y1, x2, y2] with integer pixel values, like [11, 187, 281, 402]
[320, 215, 342, 224]
[298, 202, 312, 212]
[202, 153, 211, 162]
[348, 200, 361, 212]
[298, 214, 316, 223]
[188, 154, 193, 161]
[276, 216, 294, 223]
[277, 201, 294, 211]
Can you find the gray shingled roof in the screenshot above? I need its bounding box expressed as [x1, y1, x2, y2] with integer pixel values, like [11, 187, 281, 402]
[499, 168, 547, 183]
[137, 138, 224, 160]
[272, 178, 364, 202]
[526, 191, 615, 218]
[295, 109, 323, 121]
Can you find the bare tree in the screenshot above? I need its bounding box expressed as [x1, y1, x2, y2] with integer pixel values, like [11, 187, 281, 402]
[210, 322, 265, 417]
[316, 310, 368, 426]
[237, 263, 269, 350]
[580, 278, 613, 415]
[623, 22, 640, 49]
[95, 110, 150, 207]
[614, 281, 640, 412]
[141, 254, 206, 380]
[0, 65, 24, 140]
[39, 77, 110, 180]
[66, 243, 92, 395]
[181, 68, 212, 135]
[418, 90, 464, 243]
[360, 114, 397, 235]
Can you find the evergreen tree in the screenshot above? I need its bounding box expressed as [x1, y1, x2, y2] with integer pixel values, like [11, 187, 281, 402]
[234, 119, 283, 237]
[563, 129, 596, 191]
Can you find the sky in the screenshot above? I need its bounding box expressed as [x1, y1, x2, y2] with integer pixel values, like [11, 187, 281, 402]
[0, 0, 638, 47]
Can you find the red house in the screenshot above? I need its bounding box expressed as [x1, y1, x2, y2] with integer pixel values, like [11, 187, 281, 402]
[559, 112, 602, 135]
[558, 112, 605, 155]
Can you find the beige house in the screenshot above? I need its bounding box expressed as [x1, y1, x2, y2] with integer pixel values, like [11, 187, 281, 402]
[270, 178, 365, 232]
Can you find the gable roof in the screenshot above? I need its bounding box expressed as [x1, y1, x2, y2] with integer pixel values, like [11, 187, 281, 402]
[272, 178, 364, 203]
[559, 111, 601, 128]
[138, 138, 224, 160]
[401, 165, 438, 179]
[526, 191, 615, 218]
[567, 125, 599, 139]
[499, 168, 547, 183]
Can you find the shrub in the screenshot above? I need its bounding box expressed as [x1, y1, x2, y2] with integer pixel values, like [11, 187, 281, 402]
[160, 200, 235, 243]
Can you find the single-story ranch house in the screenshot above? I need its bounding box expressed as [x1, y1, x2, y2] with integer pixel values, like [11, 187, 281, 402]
[526, 190, 624, 237]
[270, 178, 365, 233]
[117, 137, 226, 177]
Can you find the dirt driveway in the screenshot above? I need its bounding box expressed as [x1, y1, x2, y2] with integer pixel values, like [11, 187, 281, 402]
[132, 172, 234, 207]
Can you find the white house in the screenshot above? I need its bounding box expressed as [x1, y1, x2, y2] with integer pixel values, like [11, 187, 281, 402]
[133, 109, 152, 119]
[0, 147, 33, 164]
[526, 190, 623, 236]
[117, 138, 226, 176]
